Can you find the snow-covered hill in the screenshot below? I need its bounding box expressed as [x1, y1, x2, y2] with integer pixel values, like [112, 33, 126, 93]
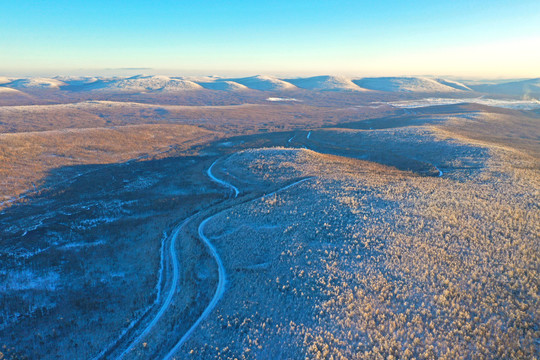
[0, 87, 24, 94]
[55, 76, 100, 86]
[198, 80, 249, 91]
[286, 75, 367, 91]
[227, 75, 297, 91]
[469, 78, 540, 97]
[92, 75, 203, 92]
[8, 78, 66, 89]
[353, 77, 470, 92]
[0, 87, 31, 102]
[0, 77, 13, 85]
[2, 75, 539, 96]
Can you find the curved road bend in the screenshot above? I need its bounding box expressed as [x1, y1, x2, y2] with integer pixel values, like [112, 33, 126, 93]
[105, 157, 238, 359]
[104, 153, 310, 360]
[207, 158, 240, 198]
[116, 214, 198, 359]
[163, 175, 313, 359]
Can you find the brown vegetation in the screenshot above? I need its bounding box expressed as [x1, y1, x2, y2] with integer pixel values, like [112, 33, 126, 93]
[0, 124, 217, 206]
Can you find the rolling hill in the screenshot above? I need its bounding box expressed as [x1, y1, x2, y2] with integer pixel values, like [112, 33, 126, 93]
[91, 75, 203, 92]
[1, 75, 539, 98]
[227, 75, 297, 91]
[353, 77, 471, 92]
[469, 78, 540, 97]
[286, 75, 367, 91]
[8, 77, 66, 89]
[198, 80, 249, 91]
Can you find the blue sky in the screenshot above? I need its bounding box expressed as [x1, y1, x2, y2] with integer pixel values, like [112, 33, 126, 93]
[1, 0, 539, 77]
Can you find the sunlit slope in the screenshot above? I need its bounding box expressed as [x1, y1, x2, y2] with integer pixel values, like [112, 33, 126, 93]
[227, 75, 297, 91]
[287, 75, 368, 91]
[0, 124, 217, 205]
[354, 77, 471, 92]
[176, 145, 538, 359]
[470, 78, 540, 97]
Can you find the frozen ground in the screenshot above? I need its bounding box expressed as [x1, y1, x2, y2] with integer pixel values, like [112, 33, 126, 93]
[0, 82, 538, 359]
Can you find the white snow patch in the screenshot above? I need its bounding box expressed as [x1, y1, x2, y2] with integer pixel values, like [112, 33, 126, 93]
[381, 97, 540, 110]
[59, 240, 106, 250]
[266, 97, 300, 102]
[75, 216, 119, 230]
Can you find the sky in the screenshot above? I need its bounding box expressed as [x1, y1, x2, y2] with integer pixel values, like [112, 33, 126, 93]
[1, 0, 539, 78]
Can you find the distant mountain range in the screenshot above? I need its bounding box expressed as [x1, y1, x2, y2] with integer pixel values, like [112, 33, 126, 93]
[1, 75, 538, 97]
[466, 78, 540, 97]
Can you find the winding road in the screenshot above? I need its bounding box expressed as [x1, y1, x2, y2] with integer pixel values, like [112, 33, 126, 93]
[101, 153, 311, 359]
[96, 147, 313, 360]
[162, 159, 237, 359]
[113, 159, 238, 359]
[207, 158, 240, 197]
[162, 213, 227, 359]
[115, 214, 197, 359]
[163, 163, 312, 359]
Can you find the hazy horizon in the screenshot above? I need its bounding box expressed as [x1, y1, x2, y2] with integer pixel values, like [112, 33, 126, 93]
[1, 69, 537, 83]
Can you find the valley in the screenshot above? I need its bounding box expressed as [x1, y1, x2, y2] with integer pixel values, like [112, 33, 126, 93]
[0, 76, 538, 359]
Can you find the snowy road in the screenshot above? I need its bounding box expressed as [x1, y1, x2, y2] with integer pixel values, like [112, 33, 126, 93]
[163, 159, 238, 359]
[162, 213, 227, 359]
[112, 159, 238, 359]
[163, 174, 313, 359]
[96, 153, 312, 359]
[116, 215, 196, 359]
[207, 158, 240, 197]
